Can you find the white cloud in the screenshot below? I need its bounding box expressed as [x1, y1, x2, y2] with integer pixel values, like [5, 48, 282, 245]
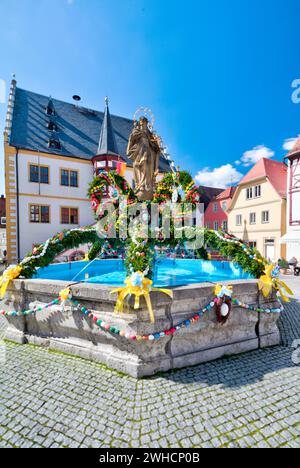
[282, 137, 298, 151]
[194, 164, 243, 189]
[240, 145, 274, 167]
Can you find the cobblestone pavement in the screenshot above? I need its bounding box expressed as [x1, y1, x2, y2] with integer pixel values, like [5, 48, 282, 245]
[0, 296, 299, 448]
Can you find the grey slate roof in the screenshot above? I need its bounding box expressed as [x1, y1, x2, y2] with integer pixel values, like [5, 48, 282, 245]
[9, 87, 171, 172]
[97, 100, 119, 156]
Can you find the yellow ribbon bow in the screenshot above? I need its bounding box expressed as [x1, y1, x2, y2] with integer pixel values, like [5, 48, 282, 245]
[214, 284, 233, 298]
[59, 288, 72, 302]
[111, 272, 173, 323]
[59, 287, 72, 311]
[0, 265, 22, 299]
[258, 264, 293, 303]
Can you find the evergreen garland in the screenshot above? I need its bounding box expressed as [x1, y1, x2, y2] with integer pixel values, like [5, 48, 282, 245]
[5, 171, 267, 283]
[20, 228, 98, 278]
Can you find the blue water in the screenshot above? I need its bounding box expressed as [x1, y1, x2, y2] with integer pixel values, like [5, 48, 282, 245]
[34, 259, 252, 287]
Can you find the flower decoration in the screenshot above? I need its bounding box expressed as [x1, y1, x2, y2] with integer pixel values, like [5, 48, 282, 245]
[59, 287, 72, 311]
[91, 194, 100, 211]
[0, 265, 22, 299]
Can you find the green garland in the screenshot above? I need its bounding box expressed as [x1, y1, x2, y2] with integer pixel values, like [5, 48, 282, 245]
[204, 229, 265, 278]
[88, 170, 136, 203]
[125, 240, 155, 278]
[1, 170, 267, 284]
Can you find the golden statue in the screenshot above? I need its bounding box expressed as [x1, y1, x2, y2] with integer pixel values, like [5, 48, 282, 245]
[127, 116, 161, 201]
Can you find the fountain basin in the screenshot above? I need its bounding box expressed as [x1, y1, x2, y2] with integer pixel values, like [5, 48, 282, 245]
[4, 278, 280, 377]
[33, 259, 252, 287]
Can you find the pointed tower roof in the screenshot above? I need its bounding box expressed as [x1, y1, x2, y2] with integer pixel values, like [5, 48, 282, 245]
[97, 97, 119, 156]
[45, 96, 56, 115]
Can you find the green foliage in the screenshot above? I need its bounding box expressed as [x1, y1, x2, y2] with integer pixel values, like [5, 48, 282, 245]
[179, 170, 193, 190]
[124, 240, 155, 278]
[88, 171, 136, 201]
[195, 247, 209, 260]
[88, 241, 103, 260]
[20, 228, 98, 278]
[278, 258, 289, 269]
[153, 170, 193, 203]
[203, 229, 265, 278]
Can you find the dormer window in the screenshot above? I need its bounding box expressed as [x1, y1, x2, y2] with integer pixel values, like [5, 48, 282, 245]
[45, 97, 56, 116]
[48, 138, 61, 150]
[47, 121, 58, 132]
[46, 107, 55, 116]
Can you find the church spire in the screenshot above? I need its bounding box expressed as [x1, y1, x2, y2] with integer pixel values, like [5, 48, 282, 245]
[97, 96, 119, 156]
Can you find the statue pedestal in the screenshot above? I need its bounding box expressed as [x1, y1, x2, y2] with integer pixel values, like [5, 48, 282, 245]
[135, 188, 154, 201]
[5, 279, 280, 378]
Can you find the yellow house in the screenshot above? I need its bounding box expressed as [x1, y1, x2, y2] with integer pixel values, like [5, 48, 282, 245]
[227, 158, 287, 262]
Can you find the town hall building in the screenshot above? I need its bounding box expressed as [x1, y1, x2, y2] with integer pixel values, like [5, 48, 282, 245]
[3, 77, 172, 263]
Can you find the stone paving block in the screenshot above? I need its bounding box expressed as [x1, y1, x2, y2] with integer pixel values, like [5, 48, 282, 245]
[0, 298, 299, 448]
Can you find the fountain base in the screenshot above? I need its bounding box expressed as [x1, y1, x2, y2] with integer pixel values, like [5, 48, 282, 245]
[4, 279, 280, 377]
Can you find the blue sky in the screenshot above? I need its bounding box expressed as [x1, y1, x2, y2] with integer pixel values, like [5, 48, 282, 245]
[1, 0, 300, 193]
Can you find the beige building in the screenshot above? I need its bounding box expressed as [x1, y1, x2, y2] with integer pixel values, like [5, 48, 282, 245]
[227, 158, 287, 262]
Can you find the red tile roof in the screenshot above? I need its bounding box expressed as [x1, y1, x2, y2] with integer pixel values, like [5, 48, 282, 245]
[216, 186, 236, 200]
[240, 158, 287, 198]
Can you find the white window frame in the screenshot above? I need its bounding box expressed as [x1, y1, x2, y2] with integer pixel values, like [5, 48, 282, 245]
[246, 187, 253, 200]
[255, 185, 261, 198]
[236, 215, 242, 226]
[262, 210, 269, 223]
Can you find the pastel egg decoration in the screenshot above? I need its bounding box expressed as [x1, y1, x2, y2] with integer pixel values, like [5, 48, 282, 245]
[221, 302, 230, 317]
